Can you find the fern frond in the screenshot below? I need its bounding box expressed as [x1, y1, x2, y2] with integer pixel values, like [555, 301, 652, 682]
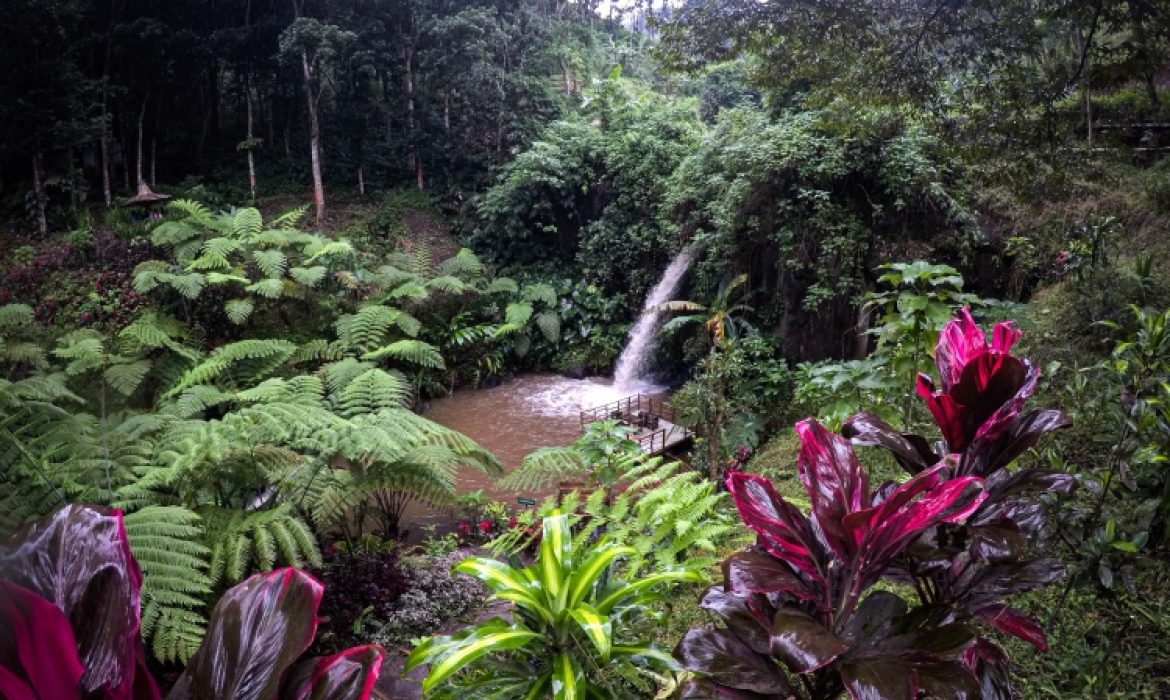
[521, 282, 557, 307]
[534, 311, 561, 343]
[0, 304, 34, 327]
[224, 298, 255, 325]
[104, 360, 152, 396]
[436, 248, 484, 278]
[362, 339, 445, 369]
[484, 277, 519, 295]
[164, 339, 295, 397]
[497, 447, 584, 491]
[246, 277, 285, 299]
[251, 249, 288, 278]
[333, 368, 412, 416]
[288, 265, 327, 286]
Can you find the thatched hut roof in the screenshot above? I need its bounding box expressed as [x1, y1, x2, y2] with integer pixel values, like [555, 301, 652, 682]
[123, 180, 170, 206]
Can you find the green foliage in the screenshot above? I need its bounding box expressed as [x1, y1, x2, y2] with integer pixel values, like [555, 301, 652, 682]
[498, 418, 641, 493]
[493, 458, 740, 579]
[474, 77, 702, 306]
[134, 201, 353, 330]
[124, 506, 212, 664]
[407, 513, 705, 698]
[795, 263, 992, 430]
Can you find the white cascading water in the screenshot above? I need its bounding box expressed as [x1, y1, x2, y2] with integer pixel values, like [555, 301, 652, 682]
[612, 246, 695, 393]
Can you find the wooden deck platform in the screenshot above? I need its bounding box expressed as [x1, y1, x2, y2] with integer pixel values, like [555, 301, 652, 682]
[579, 394, 694, 456]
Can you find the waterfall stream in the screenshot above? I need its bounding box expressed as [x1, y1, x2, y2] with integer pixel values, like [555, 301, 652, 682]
[612, 247, 695, 392]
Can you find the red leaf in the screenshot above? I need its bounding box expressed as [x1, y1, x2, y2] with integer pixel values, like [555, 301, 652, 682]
[795, 419, 869, 559]
[169, 568, 324, 700]
[722, 550, 815, 602]
[725, 472, 824, 584]
[0, 580, 85, 700]
[0, 505, 152, 699]
[282, 644, 385, 700]
[975, 605, 1048, 652]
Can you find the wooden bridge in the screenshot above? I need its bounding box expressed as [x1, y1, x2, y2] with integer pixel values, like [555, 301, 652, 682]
[579, 394, 694, 456]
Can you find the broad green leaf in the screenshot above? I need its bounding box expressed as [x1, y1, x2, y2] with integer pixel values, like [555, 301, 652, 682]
[568, 605, 611, 662]
[421, 628, 542, 694]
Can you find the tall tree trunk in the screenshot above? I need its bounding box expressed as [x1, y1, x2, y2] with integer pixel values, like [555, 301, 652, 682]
[416, 157, 424, 192]
[443, 88, 450, 133]
[404, 45, 416, 176]
[246, 77, 257, 202]
[32, 153, 47, 236]
[100, 82, 112, 207]
[302, 50, 326, 226]
[136, 95, 147, 185]
[150, 137, 156, 187]
[358, 165, 365, 196]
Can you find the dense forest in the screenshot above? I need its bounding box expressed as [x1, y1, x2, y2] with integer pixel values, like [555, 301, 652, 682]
[2, 0, 1170, 698]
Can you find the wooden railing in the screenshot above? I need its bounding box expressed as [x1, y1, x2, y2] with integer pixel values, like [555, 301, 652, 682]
[579, 394, 678, 428]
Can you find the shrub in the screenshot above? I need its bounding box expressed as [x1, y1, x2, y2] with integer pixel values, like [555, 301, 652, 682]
[676, 309, 1073, 699]
[374, 553, 488, 648]
[311, 547, 413, 654]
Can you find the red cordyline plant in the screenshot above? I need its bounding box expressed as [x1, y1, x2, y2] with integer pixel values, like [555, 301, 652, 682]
[0, 504, 384, 700]
[676, 309, 1073, 699]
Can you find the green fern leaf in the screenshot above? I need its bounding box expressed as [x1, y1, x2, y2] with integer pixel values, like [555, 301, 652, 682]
[362, 339, 445, 369]
[224, 298, 255, 325]
[289, 265, 327, 286]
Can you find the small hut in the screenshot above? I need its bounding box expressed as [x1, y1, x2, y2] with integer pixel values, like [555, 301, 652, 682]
[123, 180, 170, 221]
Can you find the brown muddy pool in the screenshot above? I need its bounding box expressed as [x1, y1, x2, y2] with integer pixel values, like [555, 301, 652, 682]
[403, 373, 663, 530]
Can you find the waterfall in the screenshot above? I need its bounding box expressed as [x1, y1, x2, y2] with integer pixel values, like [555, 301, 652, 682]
[612, 247, 695, 392]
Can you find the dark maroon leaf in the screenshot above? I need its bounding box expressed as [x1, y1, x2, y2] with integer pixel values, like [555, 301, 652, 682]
[841, 412, 936, 475]
[984, 467, 1077, 501]
[903, 624, 976, 658]
[914, 659, 980, 700]
[168, 568, 324, 700]
[725, 471, 824, 584]
[0, 504, 149, 698]
[968, 520, 1026, 561]
[962, 638, 1014, 700]
[699, 587, 773, 655]
[949, 558, 1065, 612]
[962, 409, 1072, 476]
[838, 658, 915, 700]
[281, 645, 385, 700]
[769, 607, 847, 674]
[841, 591, 906, 645]
[0, 580, 85, 700]
[795, 419, 870, 559]
[678, 679, 788, 700]
[675, 628, 792, 695]
[722, 550, 813, 602]
[974, 605, 1048, 651]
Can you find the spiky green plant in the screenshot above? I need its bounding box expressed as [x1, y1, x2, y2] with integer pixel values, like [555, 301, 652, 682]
[406, 513, 705, 699]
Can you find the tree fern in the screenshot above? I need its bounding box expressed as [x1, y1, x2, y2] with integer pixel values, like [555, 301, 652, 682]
[289, 265, 327, 286]
[491, 458, 741, 577]
[362, 339, 445, 369]
[521, 282, 557, 307]
[484, 277, 519, 295]
[497, 446, 584, 491]
[123, 505, 211, 663]
[164, 338, 296, 397]
[332, 368, 411, 416]
[436, 248, 484, 278]
[204, 504, 321, 585]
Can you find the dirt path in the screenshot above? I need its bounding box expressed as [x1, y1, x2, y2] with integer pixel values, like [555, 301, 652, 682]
[400, 210, 461, 268]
